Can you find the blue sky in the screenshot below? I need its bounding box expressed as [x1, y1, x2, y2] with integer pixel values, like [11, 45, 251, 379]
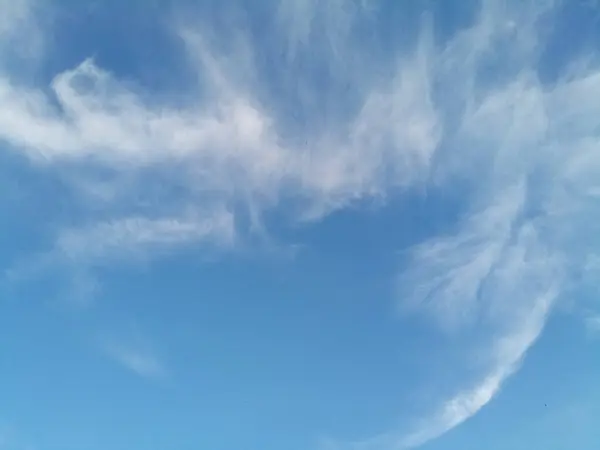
[1, 0, 600, 449]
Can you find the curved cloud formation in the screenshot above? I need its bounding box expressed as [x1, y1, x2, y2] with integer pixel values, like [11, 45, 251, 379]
[1, 0, 600, 448]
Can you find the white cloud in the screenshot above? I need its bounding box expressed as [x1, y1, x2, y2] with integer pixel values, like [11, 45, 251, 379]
[0, 0, 45, 65]
[384, 186, 563, 448]
[56, 208, 236, 264]
[365, 0, 600, 448]
[100, 331, 167, 380]
[585, 315, 600, 337]
[399, 282, 558, 449]
[399, 182, 528, 332]
[1, 209, 235, 303]
[0, 0, 442, 263]
[0, 0, 30, 37]
[2, 0, 600, 448]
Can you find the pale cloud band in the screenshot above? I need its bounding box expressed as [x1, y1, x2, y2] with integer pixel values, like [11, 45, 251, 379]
[1, 0, 600, 449]
[99, 330, 167, 380]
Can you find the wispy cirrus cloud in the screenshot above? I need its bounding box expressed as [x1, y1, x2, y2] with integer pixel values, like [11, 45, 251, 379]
[585, 315, 600, 337]
[336, 0, 599, 447]
[56, 208, 236, 264]
[0, 0, 30, 37]
[0, 12, 439, 266]
[1, 0, 600, 448]
[100, 330, 167, 380]
[383, 2, 600, 447]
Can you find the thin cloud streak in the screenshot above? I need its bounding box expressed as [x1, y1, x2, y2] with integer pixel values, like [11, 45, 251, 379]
[585, 315, 600, 337]
[56, 209, 236, 264]
[400, 284, 558, 449]
[100, 332, 167, 380]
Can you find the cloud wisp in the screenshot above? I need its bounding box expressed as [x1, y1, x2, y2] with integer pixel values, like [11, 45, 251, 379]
[99, 330, 167, 380]
[585, 315, 600, 337]
[56, 208, 236, 265]
[0, 0, 442, 260]
[1, 0, 600, 448]
[387, 2, 600, 446]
